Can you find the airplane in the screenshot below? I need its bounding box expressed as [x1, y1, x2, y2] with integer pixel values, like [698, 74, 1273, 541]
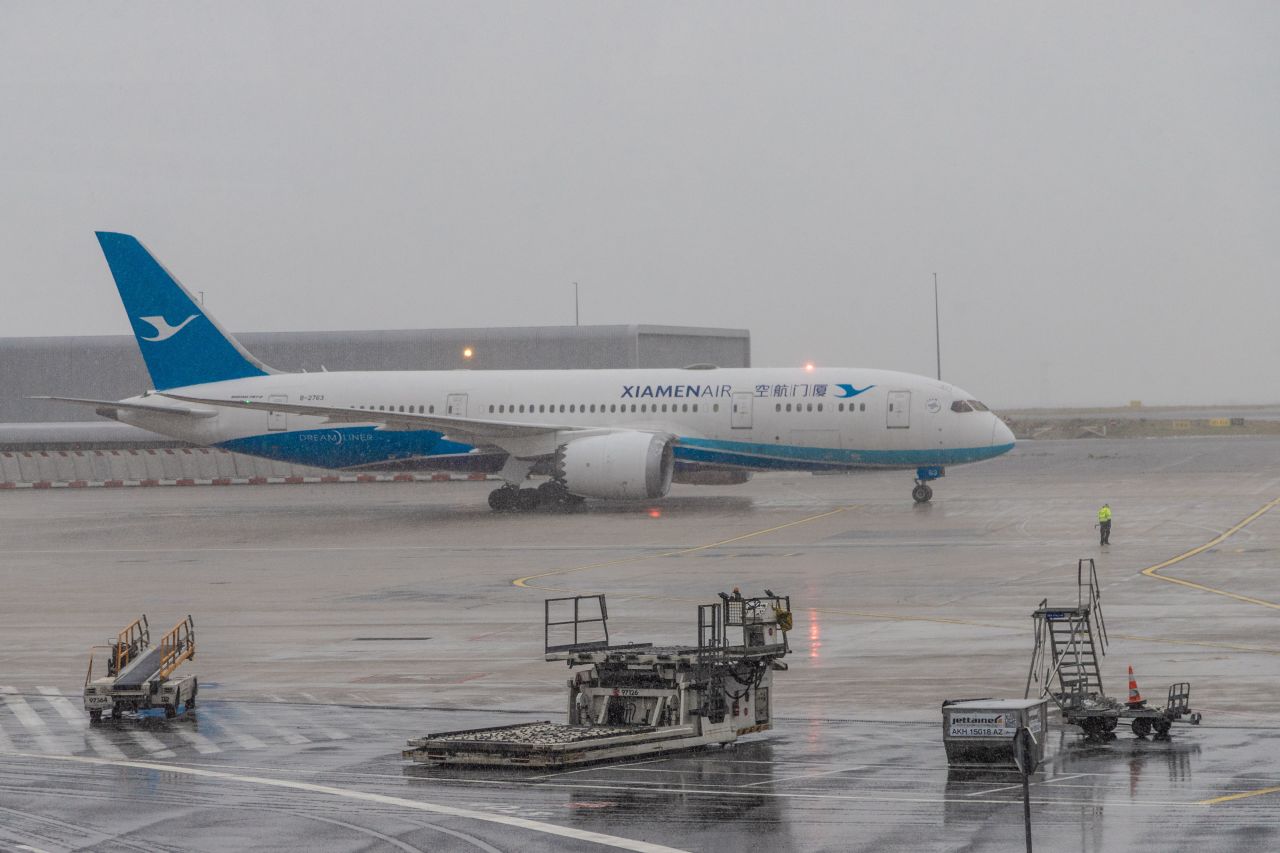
[38, 232, 1015, 511]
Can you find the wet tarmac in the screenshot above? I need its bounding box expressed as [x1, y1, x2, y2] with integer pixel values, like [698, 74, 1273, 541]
[2, 435, 1279, 851]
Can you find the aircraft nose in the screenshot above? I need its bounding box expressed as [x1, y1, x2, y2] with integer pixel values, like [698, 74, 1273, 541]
[992, 416, 1015, 449]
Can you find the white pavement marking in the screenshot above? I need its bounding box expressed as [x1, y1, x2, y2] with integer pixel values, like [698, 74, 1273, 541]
[33, 687, 128, 759]
[0, 720, 15, 751]
[0, 687, 65, 754]
[36, 687, 87, 727]
[528, 757, 669, 780]
[174, 729, 222, 755]
[126, 730, 177, 758]
[259, 720, 311, 745]
[216, 725, 268, 751]
[22, 753, 692, 853]
[739, 765, 867, 787]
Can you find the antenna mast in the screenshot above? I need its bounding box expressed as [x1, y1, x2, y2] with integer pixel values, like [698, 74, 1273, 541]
[933, 272, 941, 380]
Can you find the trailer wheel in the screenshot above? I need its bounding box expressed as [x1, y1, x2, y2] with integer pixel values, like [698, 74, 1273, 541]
[1131, 718, 1152, 738]
[1079, 717, 1106, 737]
[89, 710, 102, 724]
[1154, 720, 1172, 738]
[1103, 717, 1118, 732]
[111, 707, 122, 720]
[164, 704, 176, 719]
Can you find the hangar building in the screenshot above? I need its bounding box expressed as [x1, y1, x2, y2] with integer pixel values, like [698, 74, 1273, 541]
[2, 324, 751, 425]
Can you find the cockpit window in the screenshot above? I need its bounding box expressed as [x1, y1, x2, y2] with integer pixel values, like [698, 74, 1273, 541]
[951, 400, 973, 413]
[968, 400, 990, 412]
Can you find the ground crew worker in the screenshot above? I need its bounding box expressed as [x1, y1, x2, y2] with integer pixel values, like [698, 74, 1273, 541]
[1097, 503, 1112, 545]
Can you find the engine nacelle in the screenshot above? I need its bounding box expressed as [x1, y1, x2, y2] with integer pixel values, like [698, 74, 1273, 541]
[672, 468, 753, 486]
[556, 432, 674, 500]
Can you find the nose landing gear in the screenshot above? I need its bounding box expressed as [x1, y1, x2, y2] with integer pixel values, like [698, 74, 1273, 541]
[912, 466, 944, 504]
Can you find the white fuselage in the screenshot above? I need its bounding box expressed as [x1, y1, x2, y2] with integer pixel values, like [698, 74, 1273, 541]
[112, 366, 1015, 474]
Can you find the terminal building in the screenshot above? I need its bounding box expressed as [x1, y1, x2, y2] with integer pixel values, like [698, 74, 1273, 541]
[0, 325, 749, 482]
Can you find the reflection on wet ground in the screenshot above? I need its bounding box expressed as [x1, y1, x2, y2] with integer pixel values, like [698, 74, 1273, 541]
[2, 436, 1280, 850]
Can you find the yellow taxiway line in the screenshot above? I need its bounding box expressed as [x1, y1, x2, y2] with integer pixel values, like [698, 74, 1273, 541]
[1200, 785, 1280, 805]
[1140, 496, 1280, 610]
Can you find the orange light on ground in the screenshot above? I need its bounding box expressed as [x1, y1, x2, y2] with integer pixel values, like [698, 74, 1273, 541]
[648, 508, 662, 518]
[462, 347, 474, 359]
[808, 608, 821, 659]
[804, 362, 816, 372]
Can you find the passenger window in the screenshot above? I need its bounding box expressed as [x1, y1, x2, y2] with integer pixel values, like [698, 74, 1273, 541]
[807, 403, 813, 412]
[692, 404, 698, 413]
[776, 404, 782, 412]
[569, 405, 576, 413]
[860, 403, 866, 411]
[713, 404, 719, 413]
[817, 403, 823, 412]
[786, 403, 792, 412]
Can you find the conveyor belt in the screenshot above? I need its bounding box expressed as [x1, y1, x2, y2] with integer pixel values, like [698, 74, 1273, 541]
[114, 646, 164, 688]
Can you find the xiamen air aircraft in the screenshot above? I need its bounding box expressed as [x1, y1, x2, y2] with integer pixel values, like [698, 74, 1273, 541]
[41, 233, 1015, 511]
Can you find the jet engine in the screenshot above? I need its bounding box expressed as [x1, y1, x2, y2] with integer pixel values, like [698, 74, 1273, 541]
[555, 431, 674, 500]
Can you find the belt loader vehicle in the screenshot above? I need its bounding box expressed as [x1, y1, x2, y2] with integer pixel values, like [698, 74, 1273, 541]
[83, 615, 197, 722]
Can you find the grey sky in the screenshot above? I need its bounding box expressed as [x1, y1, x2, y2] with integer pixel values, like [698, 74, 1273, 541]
[2, 2, 1277, 408]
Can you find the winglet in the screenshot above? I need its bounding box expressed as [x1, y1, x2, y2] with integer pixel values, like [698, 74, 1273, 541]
[96, 232, 274, 390]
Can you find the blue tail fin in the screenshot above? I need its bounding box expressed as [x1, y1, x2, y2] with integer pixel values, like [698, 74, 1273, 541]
[96, 232, 273, 390]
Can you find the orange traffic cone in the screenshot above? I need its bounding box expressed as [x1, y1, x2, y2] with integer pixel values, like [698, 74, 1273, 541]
[1126, 665, 1145, 707]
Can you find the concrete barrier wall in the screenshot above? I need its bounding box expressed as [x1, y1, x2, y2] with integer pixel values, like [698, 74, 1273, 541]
[0, 447, 492, 489]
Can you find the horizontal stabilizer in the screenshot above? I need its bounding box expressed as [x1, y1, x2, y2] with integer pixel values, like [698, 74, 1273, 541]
[30, 395, 219, 419]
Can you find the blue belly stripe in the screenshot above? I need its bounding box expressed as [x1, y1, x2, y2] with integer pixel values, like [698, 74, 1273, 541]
[217, 427, 1013, 473]
[218, 427, 471, 469]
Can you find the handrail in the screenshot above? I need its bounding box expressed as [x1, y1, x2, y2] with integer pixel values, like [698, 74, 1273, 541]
[157, 615, 196, 680]
[112, 615, 149, 677]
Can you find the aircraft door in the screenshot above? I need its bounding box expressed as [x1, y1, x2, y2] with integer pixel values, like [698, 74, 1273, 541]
[886, 391, 910, 428]
[731, 392, 753, 429]
[446, 393, 468, 417]
[268, 395, 288, 431]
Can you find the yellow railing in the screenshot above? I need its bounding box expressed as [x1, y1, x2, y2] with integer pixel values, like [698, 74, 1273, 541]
[113, 616, 150, 677]
[157, 615, 196, 680]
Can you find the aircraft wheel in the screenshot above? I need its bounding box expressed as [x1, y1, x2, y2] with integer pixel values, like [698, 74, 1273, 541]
[516, 489, 541, 511]
[488, 487, 518, 511]
[912, 484, 933, 503]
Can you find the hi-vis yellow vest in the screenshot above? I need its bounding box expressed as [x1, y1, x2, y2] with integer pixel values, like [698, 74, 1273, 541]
[1098, 506, 1112, 523]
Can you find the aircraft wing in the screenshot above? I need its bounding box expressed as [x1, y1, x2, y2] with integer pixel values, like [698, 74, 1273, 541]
[156, 392, 598, 450]
[30, 395, 219, 419]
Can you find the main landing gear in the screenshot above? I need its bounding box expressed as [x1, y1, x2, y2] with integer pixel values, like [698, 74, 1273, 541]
[488, 481, 585, 513]
[912, 466, 944, 504]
